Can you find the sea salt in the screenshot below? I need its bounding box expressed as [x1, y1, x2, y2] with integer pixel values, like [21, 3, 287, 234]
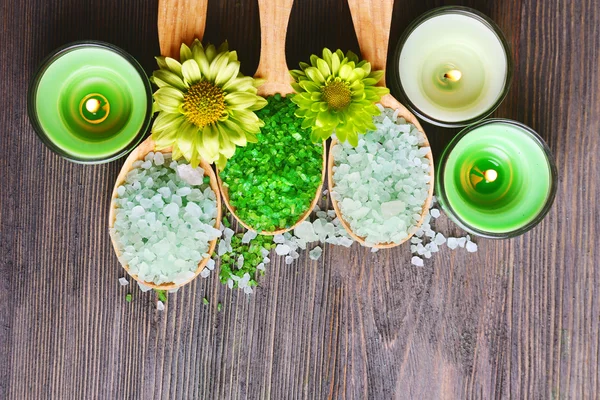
[309, 246, 323, 260]
[331, 107, 431, 245]
[110, 153, 220, 285]
[157, 301, 165, 311]
[118, 277, 129, 286]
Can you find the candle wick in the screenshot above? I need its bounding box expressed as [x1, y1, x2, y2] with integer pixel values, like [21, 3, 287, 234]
[484, 169, 498, 183]
[444, 69, 462, 82]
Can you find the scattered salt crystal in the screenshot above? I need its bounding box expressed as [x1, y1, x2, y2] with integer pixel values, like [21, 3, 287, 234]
[257, 262, 266, 271]
[206, 258, 216, 270]
[309, 246, 323, 260]
[200, 268, 210, 278]
[411, 256, 424, 267]
[137, 282, 153, 292]
[157, 301, 165, 311]
[466, 241, 478, 253]
[275, 244, 291, 255]
[434, 233, 446, 245]
[244, 286, 253, 294]
[237, 255, 245, 269]
[430, 209, 441, 218]
[371, 247, 379, 253]
[273, 234, 286, 244]
[457, 237, 467, 248]
[119, 277, 129, 286]
[285, 256, 294, 265]
[241, 230, 258, 244]
[263, 256, 270, 264]
[447, 237, 459, 250]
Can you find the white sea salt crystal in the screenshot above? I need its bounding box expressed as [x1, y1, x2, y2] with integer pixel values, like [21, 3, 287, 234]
[285, 256, 294, 265]
[200, 268, 210, 278]
[263, 256, 270, 264]
[447, 237, 459, 250]
[275, 244, 291, 255]
[176, 164, 205, 185]
[257, 262, 265, 271]
[237, 255, 244, 269]
[411, 256, 424, 267]
[206, 258, 216, 270]
[294, 221, 319, 242]
[227, 279, 234, 289]
[260, 248, 270, 257]
[168, 288, 179, 293]
[430, 208, 441, 218]
[137, 282, 152, 292]
[309, 246, 323, 260]
[466, 241, 478, 252]
[273, 234, 286, 244]
[154, 152, 165, 165]
[434, 233, 446, 245]
[457, 237, 467, 248]
[157, 301, 165, 311]
[118, 277, 129, 286]
[241, 230, 257, 244]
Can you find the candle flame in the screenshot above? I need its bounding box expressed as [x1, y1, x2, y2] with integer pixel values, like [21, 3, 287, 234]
[444, 69, 462, 82]
[85, 98, 101, 114]
[484, 169, 498, 183]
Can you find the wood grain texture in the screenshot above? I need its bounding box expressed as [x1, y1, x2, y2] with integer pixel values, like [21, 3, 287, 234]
[1, 0, 599, 399]
[157, 0, 208, 57]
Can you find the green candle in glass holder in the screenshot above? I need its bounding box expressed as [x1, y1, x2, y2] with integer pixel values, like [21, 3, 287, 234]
[28, 41, 152, 164]
[436, 119, 557, 238]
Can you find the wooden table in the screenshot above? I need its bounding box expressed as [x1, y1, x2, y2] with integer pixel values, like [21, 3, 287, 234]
[1, 0, 599, 398]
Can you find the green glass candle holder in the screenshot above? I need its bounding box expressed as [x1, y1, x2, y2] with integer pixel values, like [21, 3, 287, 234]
[390, 6, 514, 128]
[27, 41, 153, 164]
[436, 119, 557, 238]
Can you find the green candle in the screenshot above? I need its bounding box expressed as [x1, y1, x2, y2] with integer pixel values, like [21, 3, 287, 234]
[391, 6, 513, 127]
[436, 119, 557, 238]
[28, 41, 152, 163]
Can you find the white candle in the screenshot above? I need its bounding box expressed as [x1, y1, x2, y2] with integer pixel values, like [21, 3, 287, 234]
[395, 7, 511, 125]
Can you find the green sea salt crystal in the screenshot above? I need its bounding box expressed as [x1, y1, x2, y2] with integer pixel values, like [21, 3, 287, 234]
[203, 297, 209, 305]
[219, 95, 323, 232]
[125, 293, 132, 303]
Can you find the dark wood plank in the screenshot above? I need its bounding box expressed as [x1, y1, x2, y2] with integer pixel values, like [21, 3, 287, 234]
[1, 0, 599, 398]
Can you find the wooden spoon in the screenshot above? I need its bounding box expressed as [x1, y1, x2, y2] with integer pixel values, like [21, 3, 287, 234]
[327, 0, 435, 249]
[217, 0, 327, 235]
[108, 139, 222, 290]
[108, 0, 221, 290]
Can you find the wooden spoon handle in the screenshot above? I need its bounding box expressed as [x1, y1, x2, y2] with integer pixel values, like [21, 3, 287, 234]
[157, 0, 208, 58]
[346, 0, 394, 86]
[255, 0, 294, 92]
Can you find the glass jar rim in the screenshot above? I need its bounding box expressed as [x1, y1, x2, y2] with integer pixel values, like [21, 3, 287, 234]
[435, 118, 558, 238]
[27, 40, 153, 164]
[389, 6, 514, 128]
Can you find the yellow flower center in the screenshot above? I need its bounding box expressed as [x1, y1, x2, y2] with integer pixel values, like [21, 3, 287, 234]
[182, 81, 226, 128]
[322, 80, 352, 111]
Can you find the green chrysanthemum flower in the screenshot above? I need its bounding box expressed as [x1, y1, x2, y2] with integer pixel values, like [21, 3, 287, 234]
[151, 40, 267, 169]
[290, 48, 389, 146]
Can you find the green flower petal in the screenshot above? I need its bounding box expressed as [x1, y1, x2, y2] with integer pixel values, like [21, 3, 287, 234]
[153, 70, 187, 91]
[215, 60, 240, 87]
[181, 59, 202, 85]
[180, 43, 193, 62]
[202, 124, 220, 159]
[305, 67, 325, 84]
[165, 57, 183, 78]
[154, 87, 184, 113]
